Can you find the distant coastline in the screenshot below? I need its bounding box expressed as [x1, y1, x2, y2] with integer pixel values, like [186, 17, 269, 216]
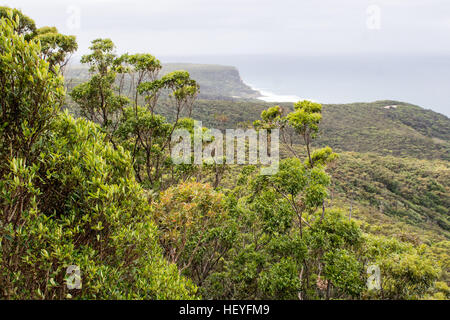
[248, 83, 302, 103]
[162, 54, 450, 117]
[246, 82, 313, 103]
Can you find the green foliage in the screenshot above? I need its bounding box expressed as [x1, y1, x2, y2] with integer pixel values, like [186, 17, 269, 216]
[200, 158, 333, 299]
[138, 70, 199, 117]
[116, 106, 199, 189]
[259, 257, 302, 299]
[153, 182, 236, 287]
[287, 100, 322, 138]
[257, 158, 331, 214]
[147, 99, 450, 161]
[199, 162, 311, 299]
[303, 209, 364, 299]
[0, 7, 76, 70]
[362, 235, 441, 299]
[81, 38, 117, 73]
[308, 146, 339, 168]
[70, 39, 200, 190]
[0, 14, 64, 169]
[195, 101, 376, 300]
[254, 100, 332, 167]
[0, 15, 196, 299]
[331, 152, 450, 235]
[117, 106, 172, 180]
[0, 6, 36, 38]
[124, 53, 161, 75]
[2, 7, 448, 301]
[316, 101, 450, 161]
[34, 26, 78, 70]
[254, 105, 283, 130]
[323, 249, 364, 297]
[70, 39, 129, 130]
[1, 113, 197, 299]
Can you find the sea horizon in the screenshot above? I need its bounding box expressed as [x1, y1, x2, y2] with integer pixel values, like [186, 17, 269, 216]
[159, 53, 450, 118]
[67, 53, 450, 117]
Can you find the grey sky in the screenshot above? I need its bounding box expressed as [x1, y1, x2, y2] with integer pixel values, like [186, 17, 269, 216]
[3, 0, 450, 57]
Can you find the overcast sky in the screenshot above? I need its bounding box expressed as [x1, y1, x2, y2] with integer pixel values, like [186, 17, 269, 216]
[3, 0, 450, 57]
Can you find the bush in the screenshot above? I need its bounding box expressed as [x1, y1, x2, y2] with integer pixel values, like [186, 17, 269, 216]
[153, 181, 236, 288]
[0, 14, 196, 299]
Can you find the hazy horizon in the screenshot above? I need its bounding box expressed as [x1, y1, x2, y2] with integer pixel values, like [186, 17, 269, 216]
[3, 0, 450, 116]
[4, 0, 450, 56]
[158, 54, 450, 118]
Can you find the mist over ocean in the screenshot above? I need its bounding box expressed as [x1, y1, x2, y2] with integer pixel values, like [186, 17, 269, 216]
[161, 54, 450, 117]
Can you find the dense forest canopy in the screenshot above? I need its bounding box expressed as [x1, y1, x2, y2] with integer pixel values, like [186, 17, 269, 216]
[0, 7, 448, 300]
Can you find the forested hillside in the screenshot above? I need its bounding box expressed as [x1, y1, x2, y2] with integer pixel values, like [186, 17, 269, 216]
[65, 63, 261, 100]
[1, 7, 449, 301]
[162, 63, 260, 100]
[66, 64, 450, 161]
[156, 99, 450, 160]
[331, 153, 449, 237]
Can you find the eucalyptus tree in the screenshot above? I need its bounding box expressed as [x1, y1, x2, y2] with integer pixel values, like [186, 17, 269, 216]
[213, 101, 340, 299]
[70, 38, 200, 189]
[286, 100, 323, 165]
[116, 59, 199, 189]
[34, 26, 78, 72]
[253, 101, 338, 232]
[70, 39, 129, 135]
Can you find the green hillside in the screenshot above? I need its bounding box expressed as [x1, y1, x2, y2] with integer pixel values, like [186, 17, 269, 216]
[156, 99, 450, 161]
[65, 63, 450, 239]
[318, 101, 450, 160]
[65, 63, 450, 162]
[155, 98, 450, 240]
[3, 5, 449, 301]
[161, 63, 260, 99]
[65, 63, 261, 100]
[331, 152, 450, 238]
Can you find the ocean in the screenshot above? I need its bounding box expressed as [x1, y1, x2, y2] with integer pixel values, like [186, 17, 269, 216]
[161, 54, 450, 117]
